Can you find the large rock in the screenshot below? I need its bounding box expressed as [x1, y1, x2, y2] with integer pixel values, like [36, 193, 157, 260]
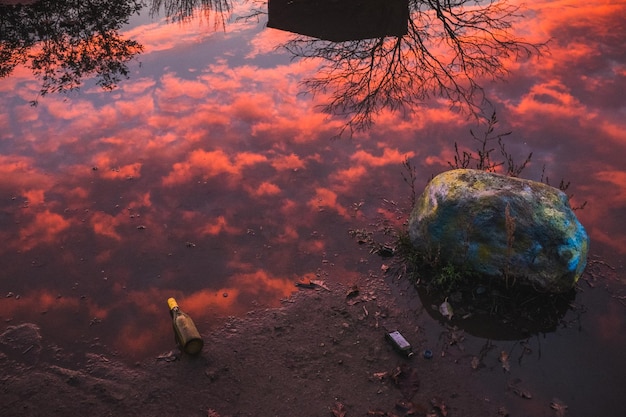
[408, 169, 589, 293]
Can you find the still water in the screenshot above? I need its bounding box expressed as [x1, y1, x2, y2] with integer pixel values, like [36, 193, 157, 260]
[1, 0, 625, 415]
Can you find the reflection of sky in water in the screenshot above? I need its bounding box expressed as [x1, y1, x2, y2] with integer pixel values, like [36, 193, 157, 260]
[1, 0, 625, 408]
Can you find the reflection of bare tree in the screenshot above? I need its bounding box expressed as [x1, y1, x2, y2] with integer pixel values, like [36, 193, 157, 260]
[149, 0, 232, 30]
[0, 0, 143, 105]
[282, 0, 545, 136]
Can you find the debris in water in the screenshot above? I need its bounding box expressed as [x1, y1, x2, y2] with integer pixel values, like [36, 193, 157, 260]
[331, 402, 347, 417]
[310, 279, 330, 291]
[156, 350, 179, 362]
[508, 379, 532, 399]
[439, 299, 454, 320]
[471, 356, 480, 369]
[550, 398, 568, 417]
[499, 350, 511, 372]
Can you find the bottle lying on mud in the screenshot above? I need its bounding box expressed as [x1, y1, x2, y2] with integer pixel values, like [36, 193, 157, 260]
[167, 297, 204, 355]
[385, 330, 414, 357]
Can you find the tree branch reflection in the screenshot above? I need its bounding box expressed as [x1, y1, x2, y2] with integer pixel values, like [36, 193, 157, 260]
[149, 0, 232, 30]
[0, 0, 144, 105]
[278, 0, 546, 136]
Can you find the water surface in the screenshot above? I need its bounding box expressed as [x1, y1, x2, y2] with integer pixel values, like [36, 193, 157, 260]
[1, 1, 625, 415]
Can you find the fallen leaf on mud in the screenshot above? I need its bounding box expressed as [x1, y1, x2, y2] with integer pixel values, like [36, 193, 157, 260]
[395, 400, 426, 415]
[508, 379, 532, 399]
[430, 396, 448, 416]
[391, 365, 420, 400]
[550, 398, 568, 417]
[331, 402, 347, 417]
[515, 389, 533, 399]
[311, 279, 330, 291]
[499, 350, 510, 372]
[439, 300, 454, 320]
[372, 371, 388, 380]
[156, 351, 178, 362]
[471, 356, 480, 369]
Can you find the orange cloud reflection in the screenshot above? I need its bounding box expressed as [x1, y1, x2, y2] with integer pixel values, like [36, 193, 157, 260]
[308, 187, 350, 218]
[17, 210, 71, 251]
[162, 149, 268, 186]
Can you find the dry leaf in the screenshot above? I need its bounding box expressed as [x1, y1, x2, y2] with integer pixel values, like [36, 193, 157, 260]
[508, 380, 532, 399]
[331, 402, 347, 417]
[310, 279, 330, 291]
[499, 350, 510, 372]
[372, 371, 388, 380]
[439, 300, 454, 320]
[471, 356, 480, 369]
[550, 398, 568, 417]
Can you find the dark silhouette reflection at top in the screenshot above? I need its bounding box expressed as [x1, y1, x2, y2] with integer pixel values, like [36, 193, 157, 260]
[267, 0, 408, 42]
[273, 0, 545, 136]
[149, 0, 232, 29]
[0, 0, 143, 105]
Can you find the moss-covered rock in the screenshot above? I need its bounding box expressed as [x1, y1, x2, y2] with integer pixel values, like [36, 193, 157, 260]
[408, 169, 588, 293]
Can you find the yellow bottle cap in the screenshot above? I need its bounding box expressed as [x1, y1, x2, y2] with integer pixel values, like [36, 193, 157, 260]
[167, 297, 179, 310]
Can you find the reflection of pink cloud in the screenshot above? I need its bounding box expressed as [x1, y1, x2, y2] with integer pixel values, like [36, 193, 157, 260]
[350, 148, 413, 167]
[23, 189, 46, 205]
[245, 181, 282, 197]
[230, 270, 295, 300]
[162, 149, 267, 186]
[200, 215, 241, 236]
[0, 290, 81, 318]
[270, 153, 306, 171]
[0, 155, 54, 191]
[17, 210, 71, 250]
[159, 72, 211, 100]
[90, 211, 123, 241]
[123, 19, 218, 54]
[595, 171, 626, 203]
[115, 94, 156, 118]
[276, 225, 299, 243]
[332, 165, 368, 186]
[99, 163, 143, 180]
[308, 187, 350, 218]
[509, 81, 587, 119]
[590, 229, 626, 256]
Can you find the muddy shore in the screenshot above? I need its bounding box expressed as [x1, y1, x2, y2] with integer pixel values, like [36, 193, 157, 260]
[1, 270, 513, 417]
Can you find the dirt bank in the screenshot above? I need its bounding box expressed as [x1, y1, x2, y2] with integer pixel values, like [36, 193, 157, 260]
[1, 273, 500, 417]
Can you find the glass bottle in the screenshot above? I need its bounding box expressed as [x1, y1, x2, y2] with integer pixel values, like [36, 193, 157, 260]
[167, 297, 204, 355]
